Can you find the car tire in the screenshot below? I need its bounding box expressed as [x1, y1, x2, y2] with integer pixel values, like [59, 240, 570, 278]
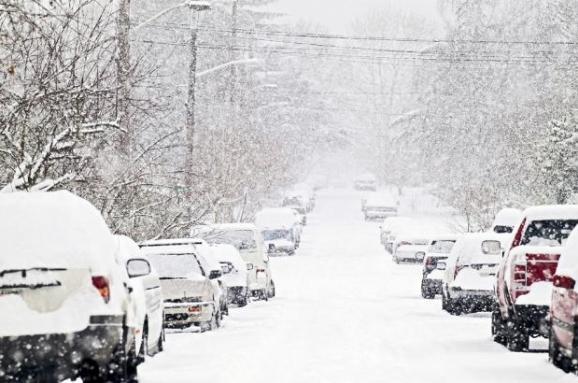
[506, 318, 529, 352]
[268, 280, 276, 298]
[393, 256, 400, 264]
[237, 295, 248, 307]
[421, 280, 435, 299]
[491, 309, 507, 345]
[157, 328, 165, 353]
[549, 325, 574, 372]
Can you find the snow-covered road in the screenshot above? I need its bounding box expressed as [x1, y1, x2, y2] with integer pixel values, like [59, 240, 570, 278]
[140, 189, 575, 383]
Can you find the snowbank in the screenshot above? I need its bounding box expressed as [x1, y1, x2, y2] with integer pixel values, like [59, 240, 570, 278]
[516, 281, 554, 306]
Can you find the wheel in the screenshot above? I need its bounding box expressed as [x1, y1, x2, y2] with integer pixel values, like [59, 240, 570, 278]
[237, 294, 248, 307]
[138, 324, 148, 362]
[492, 309, 507, 345]
[421, 280, 435, 299]
[506, 318, 529, 352]
[157, 328, 165, 353]
[268, 280, 276, 298]
[393, 256, 400, 264]
[549, 325, 574, 372]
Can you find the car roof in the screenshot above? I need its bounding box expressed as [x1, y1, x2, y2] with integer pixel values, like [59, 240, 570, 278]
[522, 205, 578, 221]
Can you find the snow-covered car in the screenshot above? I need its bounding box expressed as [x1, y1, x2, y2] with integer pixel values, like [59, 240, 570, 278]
[379, 216, 412, 250]
[0, 191, 140, 382]
[191, 224, 275, 301]
[354, 173, 377, 191]
[256, 208, 302, 256]
[140, 240, 223, 331]
[116, 235, 164, 358]
[363, 196, 398, 221]
[392, 235, 430, 263]
[211, 244, 251, 307]
[493, 205, 578, 352]
[492, 208, 523, 234]
[550, 226, 578, 372]
[421, 236, 457, 299]
[441, 233, 506, 315]
[282, 195, 308, 218]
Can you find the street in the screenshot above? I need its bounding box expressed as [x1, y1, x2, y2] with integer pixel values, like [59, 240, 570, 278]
[139, 189, 572, 383]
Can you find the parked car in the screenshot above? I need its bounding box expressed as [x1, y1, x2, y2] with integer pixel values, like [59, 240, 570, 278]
[492, 208, 523, 234]
[380, 216, 412, 251]
[256, 208, 302, 256]
[493, 205, 578, 351]
[441, 233, 506, 315]
[392, 235, 431, 263]
[211, 244, 251, 307]
[282, 196, 308, 226]
[191, 224, 275, 301]
[421, 236, 458, 299]
[116, 235, 165, 360]
[363, 196, 398, 221]
[550, 226, 578, 372]
[354, 173, 378, 191]
[0, 191, 140, 383]
[140, 239, 223, 331]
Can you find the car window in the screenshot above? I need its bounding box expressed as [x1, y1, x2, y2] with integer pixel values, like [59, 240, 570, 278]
[198, 230, 257, 251]
[521, 220, 578, 247]
[262, 229, 293, 241]
[429, 240, 455, 254]
[147, 253, 204, 278]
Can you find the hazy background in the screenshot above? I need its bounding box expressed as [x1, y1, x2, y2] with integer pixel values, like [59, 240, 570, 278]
[270, 0, 444, 33]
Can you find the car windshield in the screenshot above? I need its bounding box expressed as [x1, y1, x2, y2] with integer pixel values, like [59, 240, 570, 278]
[494, 225, 513, 234]
[147, 253, 203, 279]
[521, 219, 578, 246]
[198, 229, 257, 251]
[262, 229, 293, 241]
[429, 240, 455, 254]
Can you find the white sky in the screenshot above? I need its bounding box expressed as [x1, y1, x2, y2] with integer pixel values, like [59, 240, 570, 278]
[269, 0, 442, 33]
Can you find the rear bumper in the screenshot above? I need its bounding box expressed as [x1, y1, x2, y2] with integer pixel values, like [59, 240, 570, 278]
[514, 304, 550, 337]
[0, 315, 125, 381]
[422, 278, 443, 293]
[227, 287, 248, 303]
[164, 302, 213, 328]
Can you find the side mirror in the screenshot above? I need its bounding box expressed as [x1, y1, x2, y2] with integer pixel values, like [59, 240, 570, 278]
[126, 259, 151, 278]
[553, 275, 576, 289]
[246, 263, 254, 271]
[436, 261, 447, 271]
[220, 262, 234, 274]
[209, 270, 222, 280]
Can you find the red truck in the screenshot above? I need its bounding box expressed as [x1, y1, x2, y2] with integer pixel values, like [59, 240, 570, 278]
[492, 205, 578, 352]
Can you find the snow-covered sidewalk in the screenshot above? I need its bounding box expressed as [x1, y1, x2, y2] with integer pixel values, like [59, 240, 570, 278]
[139, 189, 574, 383]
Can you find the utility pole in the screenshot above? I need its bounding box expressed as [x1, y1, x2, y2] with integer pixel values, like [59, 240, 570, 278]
[184, 3, 211, 222]
[229, 0, 239, 104]
[116, 0, 131, 156]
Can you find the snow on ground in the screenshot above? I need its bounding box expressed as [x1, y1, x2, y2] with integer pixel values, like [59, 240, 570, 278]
[139, 188, 575, 383]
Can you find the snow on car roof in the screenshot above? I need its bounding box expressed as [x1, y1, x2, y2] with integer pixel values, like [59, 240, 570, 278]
[210, 244, 245, 268]
[255, 208, 298, 229]
[139, 240, 197, 256]
[450, 232, 505, 264]
[522, 205, 578, 221]
[492, 208, 523, 228]
[0, 191, 116, 273]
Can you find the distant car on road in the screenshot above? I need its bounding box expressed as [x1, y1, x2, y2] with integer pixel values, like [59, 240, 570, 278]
[363, 196, 398, 221]
[392, 235, 430, 264]
[191, 224, 275, 301]
[441, 233, 506, 315]
[493, 205, 578, 352]
[421, 236, 457, 299]
[256, 208, 303, 256]
[354, 173, 378, 191]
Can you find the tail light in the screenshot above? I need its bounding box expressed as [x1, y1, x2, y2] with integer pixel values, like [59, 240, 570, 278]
[553, 275, 576, 289]
[92, 276, 111, 303]
[425, 257, 435, 271]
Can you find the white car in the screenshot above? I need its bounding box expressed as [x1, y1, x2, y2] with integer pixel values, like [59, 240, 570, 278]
[0, 191, 140, 382]
[491, 208, 523, 234]
[116, 235, 164, 358]
[392, 235, 431, 263]
[140, 239, 223, 331]
[441, 233, 508, 315]
[380, 216, 413, 251]
[256, 208, 302, 256]
[363, 196, 398, 221]
[191, 224, 275, 301]
[211, 244, 251, 307]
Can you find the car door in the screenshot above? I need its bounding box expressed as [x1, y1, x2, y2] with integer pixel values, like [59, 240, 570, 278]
[141, 267, 163, 353]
